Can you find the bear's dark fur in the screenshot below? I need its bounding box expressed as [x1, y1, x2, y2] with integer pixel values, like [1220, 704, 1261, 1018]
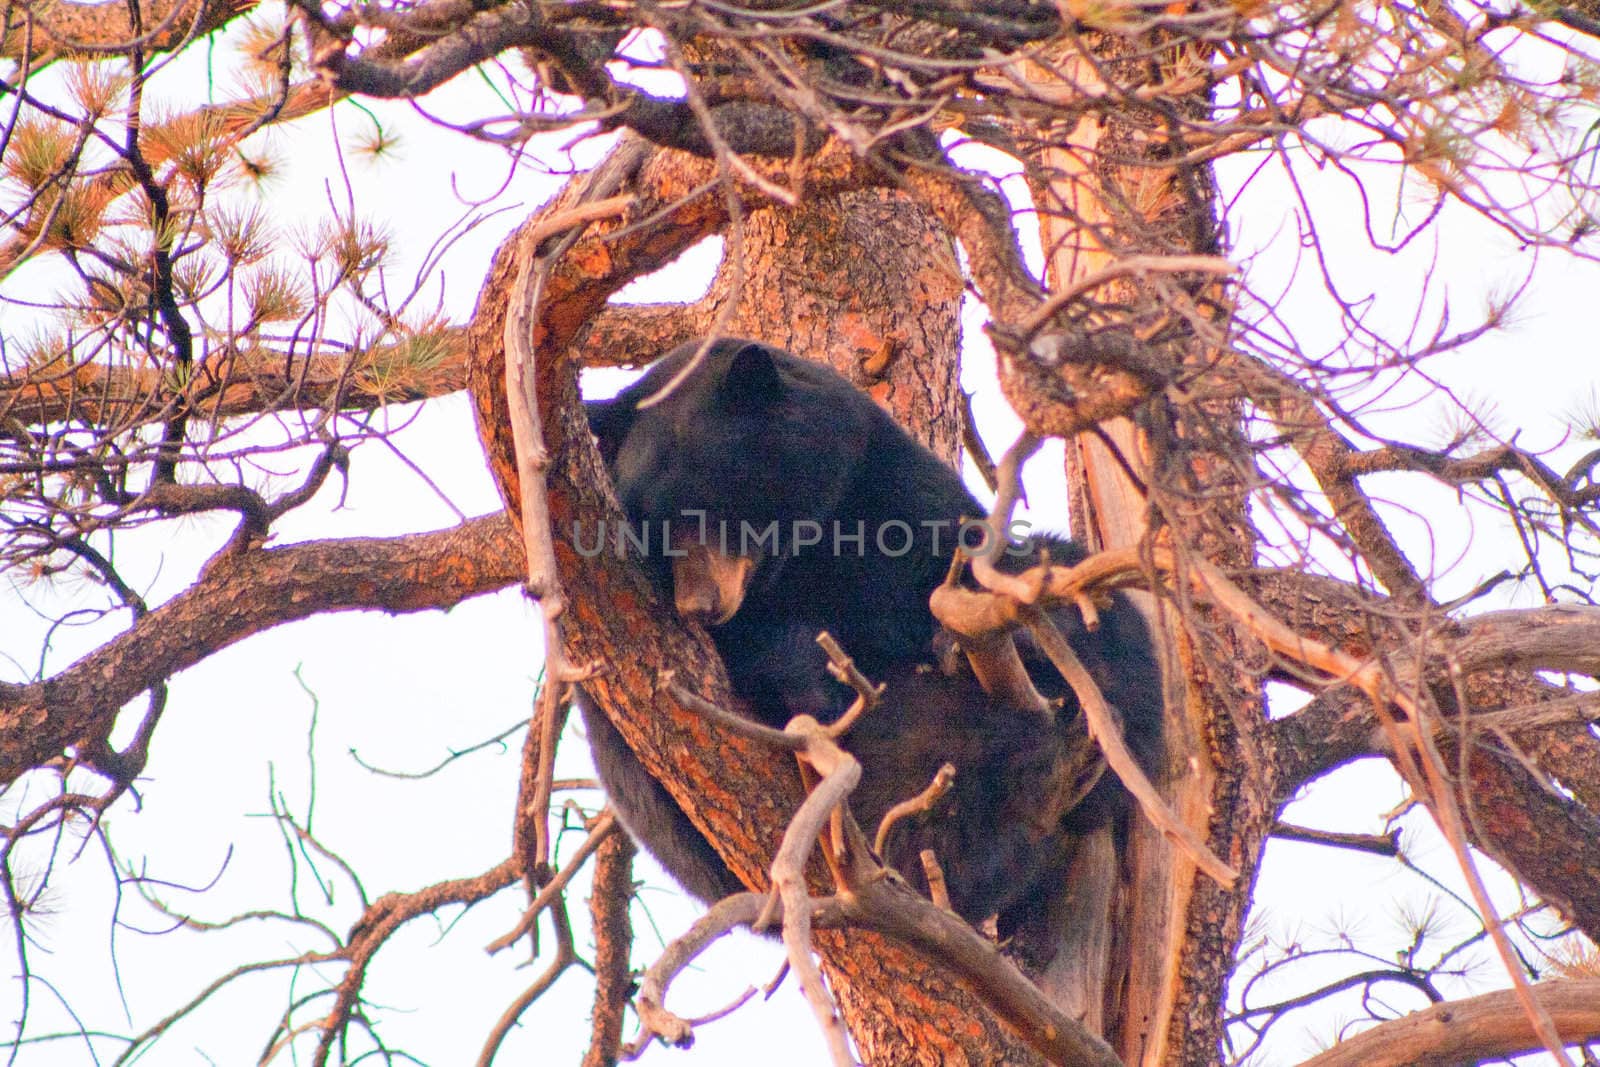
[579, 338, 1162, 931]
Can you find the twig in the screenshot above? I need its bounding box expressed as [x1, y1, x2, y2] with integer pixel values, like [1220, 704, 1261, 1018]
[476, 894, 579, 1067]
[874, 764, 956, 857]
[632, 892, 768, 1052]
[1017, 254, 1237, 341]
[968, 430, 1045, 604]
[486, 811, 617, 954]
[960, 389, 1001, 493]
[814, 631, 884, 737]
[919, 850, 951, 912]
[1271, 822, 1402, 858]
[666, 680, 805, 751]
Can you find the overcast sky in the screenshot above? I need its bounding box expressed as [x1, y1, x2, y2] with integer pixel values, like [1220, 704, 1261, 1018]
[4, 22, 1599, 1066]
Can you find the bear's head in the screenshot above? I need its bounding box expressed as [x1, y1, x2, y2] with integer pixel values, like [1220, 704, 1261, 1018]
[585, 338, 874, 625]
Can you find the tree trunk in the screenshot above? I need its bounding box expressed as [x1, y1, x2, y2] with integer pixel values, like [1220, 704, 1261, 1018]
[1023, 33, 1268, 1065]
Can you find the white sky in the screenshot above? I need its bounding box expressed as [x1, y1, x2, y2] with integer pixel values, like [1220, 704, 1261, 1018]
[3, 14, 1600, 1066]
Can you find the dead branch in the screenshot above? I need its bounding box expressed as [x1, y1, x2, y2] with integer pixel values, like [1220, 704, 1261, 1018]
[1270, 822, 1402, 859]
[875, 764, 956, 858]
[627, 689, 1126, 1067]
[487, 811, 616, 955]
[633, 892, 769, 1051]
[940, 431, 1054, 715]
[767, 716, 861, 1067]
[1454, 605, 1600, 676]
[1229, 354, 1429, 601]
[666, 681, 805, 751]
[1017, 255, 1237, 341]
[318, 858, 521, 1066]
[475, 889, 580, 1067]
[1297, 978, 1600, 1067]
[919, 850, 952, 912]
[814, 632, 884, 738]
[581, 828, 635, 1067]
[0, 515, 520, 785]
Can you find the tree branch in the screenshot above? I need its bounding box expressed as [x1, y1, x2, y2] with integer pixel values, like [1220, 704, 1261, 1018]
[2, 0, 257, 62]
[1298, 978, 1600, 1067]
[581, 826, 634, 1067]
[0, 514, 521, 784]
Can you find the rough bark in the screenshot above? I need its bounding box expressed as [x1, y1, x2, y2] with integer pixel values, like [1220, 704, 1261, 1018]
[582, 829, 636, 1067]
[1, 0, 258, 61]
[582, 186, 965, 460]
[696, 188, 967, 465]
[1023, 28, 1265, 1065]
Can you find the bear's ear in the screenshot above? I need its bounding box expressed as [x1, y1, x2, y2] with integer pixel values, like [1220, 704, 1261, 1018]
[717, 342, 783, 415]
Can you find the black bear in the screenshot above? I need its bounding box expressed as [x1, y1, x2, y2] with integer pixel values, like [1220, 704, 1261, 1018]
[579, 338, 1163, 931]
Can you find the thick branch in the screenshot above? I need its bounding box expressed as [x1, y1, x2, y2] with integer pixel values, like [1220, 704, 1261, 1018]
[0, 514, 520, 784]
[2, 0, 256, 61]
[1455, 605, 1600, 675]
[581, 827, 634, 1067]
[1251, 570, 1600, 798]
[0, 340, 467, 428]
[1231, 354, 1427, 601]
[1238, 570, 1600, 940]
[1298, 978, 1600, 1067]
[304, 0, 555, 99]
[303, 0, 819, 158]
[1, 302, 713, 429]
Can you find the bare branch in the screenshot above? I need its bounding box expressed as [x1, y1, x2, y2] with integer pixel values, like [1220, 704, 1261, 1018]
[0, 515, 520, 784]
[1298, 978, 1600, 1067]
[581, 827, 635, 1067]
[487, 811, 616, 955]
[1025, 607, 1238, 888]
[1270, 822, 1401, 859]
[1455, 605, 1600, 676]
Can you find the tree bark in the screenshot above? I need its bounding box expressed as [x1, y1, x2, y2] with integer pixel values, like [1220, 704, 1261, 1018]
[1025, 30, 1263, 1066]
